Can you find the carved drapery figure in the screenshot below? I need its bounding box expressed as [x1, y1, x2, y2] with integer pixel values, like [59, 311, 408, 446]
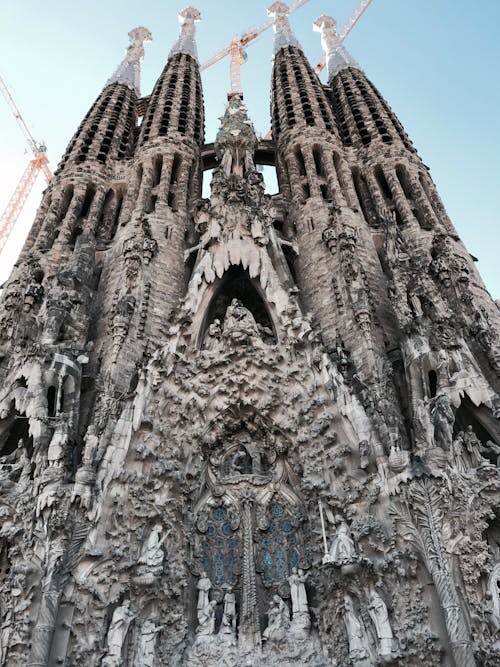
[138, 524, 166, 571]
[220, 587, 237, 643]
[103, 600, 134, 666]
[288, 567, 310, 632]
[204, 318, 222, 352]
[222, 298, 261, 345]
[367, 589, 394, 657]
[324, 520, 357, 565]
[136, 619, 163, 667]
[263, 594, 290, 642]
[288, 567, 308, 615]
[431, 394, 455, 451]
[196, 600, 216, 637]
[343, 595, 371, 662]
[196, 571, 212, 627]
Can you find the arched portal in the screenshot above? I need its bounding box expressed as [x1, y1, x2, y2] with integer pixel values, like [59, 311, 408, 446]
[198, 265, 277, 349]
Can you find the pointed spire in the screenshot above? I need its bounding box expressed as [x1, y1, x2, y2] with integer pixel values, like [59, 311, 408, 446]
[268, 2, 301, 54]
[169, 7, 201, 60]
[106, 27, 152, 96]
[313, 15, 361, 79]
[214, 94, 258, 176]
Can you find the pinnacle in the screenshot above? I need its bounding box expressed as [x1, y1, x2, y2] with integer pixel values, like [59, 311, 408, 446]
[313, 14, 361, 79]
[268, 1, 301, 54]
[106, 26, 152, 96]
[169, 6, 202, 60]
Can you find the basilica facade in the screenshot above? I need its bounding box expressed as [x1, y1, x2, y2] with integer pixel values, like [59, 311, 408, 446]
[0, 4, 499, 666]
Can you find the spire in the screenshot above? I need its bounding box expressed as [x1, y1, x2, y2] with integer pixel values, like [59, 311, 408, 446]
[267, 2, 301, 54]
[169, 7, 201, 60]
[106, 27, 152, 96]
[313, 15, 361, 79]
[214, 94, 258, 177]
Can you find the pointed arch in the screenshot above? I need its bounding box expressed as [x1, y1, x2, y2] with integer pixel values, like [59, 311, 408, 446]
[194, 265, 278, 349]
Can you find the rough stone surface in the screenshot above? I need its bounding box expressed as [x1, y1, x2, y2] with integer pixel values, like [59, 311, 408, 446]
[0, 12, 499, 667]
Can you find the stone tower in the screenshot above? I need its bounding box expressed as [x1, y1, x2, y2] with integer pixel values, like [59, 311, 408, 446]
[0, 4, 499, 666]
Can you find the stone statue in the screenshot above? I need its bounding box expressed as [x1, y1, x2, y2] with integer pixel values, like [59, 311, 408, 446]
[431, 394, 455, 451]
[222, 298, 261, 345]
[288, 567, 309, 615]
[367, 589, 394, 657]
[196, 600, 216, 637]
[461, 425, 486, 468]
[436, 349, 454, 389]
[138, 524, 167, 570]
[135, 619, 163, 667]
[288, 567, 310, 633]
[343, 595, 370, 661]
[413, 397, 434, 451]
[324, 519, 357, 565]
[204, 318, 222, 352]
[103, 600, 134, 666]
[196, 571, 212, 627]
[220, 586, 237, 643]
[82, 424, 100, 466]
[263, 594, 290, 642]
[450, 432, 469, 473]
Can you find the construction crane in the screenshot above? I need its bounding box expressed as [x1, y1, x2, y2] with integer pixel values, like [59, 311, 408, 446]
[0, 75, 52, 254]
[314, 0, 373, 73]
[200, 0, 311, 97]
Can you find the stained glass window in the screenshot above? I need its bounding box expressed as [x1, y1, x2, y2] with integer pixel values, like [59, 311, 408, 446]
[260, 502, 299, 583]
[201, 506, 238, 586]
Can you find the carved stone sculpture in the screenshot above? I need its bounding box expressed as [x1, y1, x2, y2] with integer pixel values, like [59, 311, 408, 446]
[367, 589, 394, 657]
[263, 595, 290, 643]
[136, 619, 163, 667]
[343, 595, 371, 663]
[103, 600, 135, 666]
[324, 519, 357, 566]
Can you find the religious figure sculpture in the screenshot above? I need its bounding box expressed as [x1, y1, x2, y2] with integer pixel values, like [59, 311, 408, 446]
[431, 394, 455, 451]
[288, 567, 310, 633]
[220, 586, 237, 643]
[367, 589, 394, 657]
[204, 318, 222, 352]
[343, 595, 370, 662]
[138, 524, 167, 572]
[450, 432, 469, 474]
[263, 595, 290, 642]
[222, 299, 261, 346]
[103, 600, 135, 666]
[462, 425, 487, 468]
[135, 619, 163, 667]
[196, 600, 217, 638]
[324, 519, 357, 565]
[196, 572, 212, 627]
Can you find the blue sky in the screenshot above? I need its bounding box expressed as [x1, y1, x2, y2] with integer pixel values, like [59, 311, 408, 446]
[0, 1, 499, 299]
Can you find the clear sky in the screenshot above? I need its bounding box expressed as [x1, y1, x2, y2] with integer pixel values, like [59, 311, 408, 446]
[0, 1, 499, 299]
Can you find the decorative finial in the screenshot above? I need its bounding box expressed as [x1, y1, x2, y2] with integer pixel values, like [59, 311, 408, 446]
[313, 15, 361, 79]
[106, 27, 153, 96]
[169, 7, 202, 60]
[267, 2, 301, 54]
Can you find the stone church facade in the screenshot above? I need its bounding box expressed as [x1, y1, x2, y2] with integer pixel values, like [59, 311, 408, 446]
[0, 4, 499, 666]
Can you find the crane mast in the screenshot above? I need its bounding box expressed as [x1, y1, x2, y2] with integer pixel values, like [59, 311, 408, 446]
[0, 75, 52, 255]
[201, 0, 312, 97]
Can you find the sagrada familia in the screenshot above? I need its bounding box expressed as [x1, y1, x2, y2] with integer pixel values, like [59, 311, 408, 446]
[0, 3, 499, 666]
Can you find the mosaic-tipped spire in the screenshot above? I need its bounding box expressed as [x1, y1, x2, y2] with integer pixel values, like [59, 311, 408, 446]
[169, 7, 201, 60]
[313, 15, 361, 79]
[106, 27, 152, 95]
[268, 2, 301, 54]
